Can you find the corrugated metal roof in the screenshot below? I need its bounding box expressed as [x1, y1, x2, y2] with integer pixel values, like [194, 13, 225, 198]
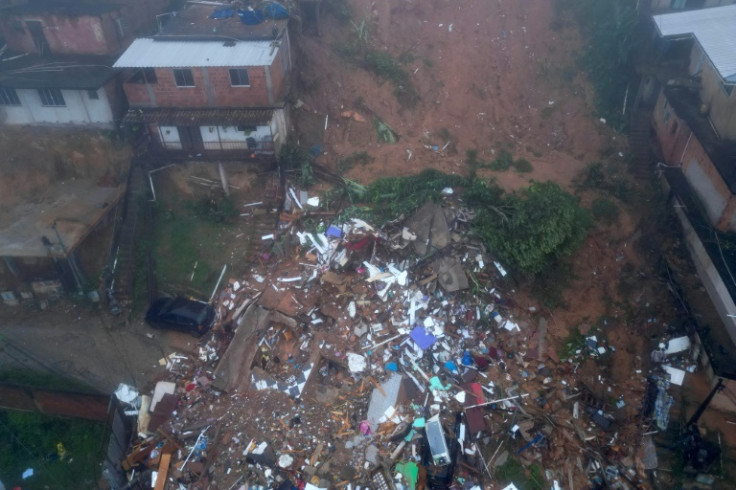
[121, 107, 274, 125]
[113, 38, 278, 68]
[653, 5, 736, 82]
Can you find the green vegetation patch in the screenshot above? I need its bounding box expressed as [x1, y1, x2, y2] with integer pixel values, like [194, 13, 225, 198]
[334, 19, 419, 107]
[469, 181, 591, 274]
[495, 457, 546, 489]
[559, 0, 639, 130]
[0, 410, 105, 488]
[343, 169, 466, 224]
[150, 199, 234, 295]
[467, 149, 535, 174]
[339, 171, 590, 277]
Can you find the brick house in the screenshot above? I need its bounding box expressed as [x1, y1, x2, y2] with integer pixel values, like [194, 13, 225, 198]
[651, 5, 736, 230]
[0, 0, 168, 126]
[114, 4, 292, 157]
[650, 4, 736, 411]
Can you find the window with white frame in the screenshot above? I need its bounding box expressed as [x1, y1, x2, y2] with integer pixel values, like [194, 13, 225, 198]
[38, 88, 65, 107]
[0, 88, 21, 106]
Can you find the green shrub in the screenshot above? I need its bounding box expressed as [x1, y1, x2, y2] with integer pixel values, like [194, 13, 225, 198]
[513, 158, 534, 173]
[592, 197, 620, 224]
[473, 181, 592, 274]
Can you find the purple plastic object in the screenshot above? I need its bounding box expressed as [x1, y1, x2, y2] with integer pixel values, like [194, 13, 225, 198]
[410, 326, 437, 350]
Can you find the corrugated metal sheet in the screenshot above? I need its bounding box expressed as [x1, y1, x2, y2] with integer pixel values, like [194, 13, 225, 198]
[653, 5, 736, 82]
[113, 38, 278, 68]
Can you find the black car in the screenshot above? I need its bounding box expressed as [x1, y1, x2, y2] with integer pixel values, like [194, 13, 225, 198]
[145, 297, 216, 337]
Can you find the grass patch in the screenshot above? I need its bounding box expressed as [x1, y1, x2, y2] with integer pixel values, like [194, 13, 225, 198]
[151, 201, 229, 296]
[495, 457, 546, 489]
[0, 410, 105, 489]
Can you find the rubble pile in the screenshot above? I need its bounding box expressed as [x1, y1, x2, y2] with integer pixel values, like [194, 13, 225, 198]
[117, 188, 656, 489]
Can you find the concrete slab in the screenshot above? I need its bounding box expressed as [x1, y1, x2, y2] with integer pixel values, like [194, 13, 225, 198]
[213, 303, 270, 392]
[0, 179, 124, 257]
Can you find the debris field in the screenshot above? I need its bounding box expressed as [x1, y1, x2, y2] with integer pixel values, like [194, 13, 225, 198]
[116, 185, 674, 490]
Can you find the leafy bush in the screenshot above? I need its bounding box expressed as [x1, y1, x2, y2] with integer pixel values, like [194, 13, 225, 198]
[473, 181, 592, 274]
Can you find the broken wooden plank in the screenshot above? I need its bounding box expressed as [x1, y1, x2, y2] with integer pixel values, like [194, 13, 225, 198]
[154, 452, 172, 490]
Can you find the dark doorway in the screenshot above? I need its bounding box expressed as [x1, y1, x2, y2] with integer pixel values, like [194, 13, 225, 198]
[177, 126, 204, 152]
[25, 20, 49, 54]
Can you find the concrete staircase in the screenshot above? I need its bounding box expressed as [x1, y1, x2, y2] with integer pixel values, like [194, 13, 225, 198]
[108, 160, 149, 310]
[628, 109, 655, 180]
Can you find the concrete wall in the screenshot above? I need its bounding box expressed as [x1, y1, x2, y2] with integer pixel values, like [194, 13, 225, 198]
[200, 125, 272, 150]
[653, 92, 736, 231]
[673, 205, 736, 412]
[124, 63, 284, 108]
[0, 85, 115, 127]
[687, 44, 736, 139]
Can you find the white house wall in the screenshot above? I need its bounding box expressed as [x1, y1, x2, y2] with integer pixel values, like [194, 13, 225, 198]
[684, 157, 728, 224]
[200, 125, 272, 150]
[270, 108, 288, 152]
[0, 88, 114, 127]
[158, 126, 182, 149]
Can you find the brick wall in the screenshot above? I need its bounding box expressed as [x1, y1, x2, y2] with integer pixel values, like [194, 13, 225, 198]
[654, 92, 736, 230]
[270, 50, 285, 103]
[209, 66, 272, 107]
[125, 65, 279, 108]
[0, 0, 169, 56]
[1, 14, 116, 55]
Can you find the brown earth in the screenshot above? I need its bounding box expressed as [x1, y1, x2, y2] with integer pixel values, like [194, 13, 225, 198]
[0, 127, 131, 209]
[294, 0, 653, 413]
[296, 0, 618, 190]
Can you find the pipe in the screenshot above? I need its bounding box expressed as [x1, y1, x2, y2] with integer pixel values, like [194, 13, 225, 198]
[210, 264, 227, 303]
[148, 164, 176, 202]
[464, 393, 529, 410]
[678, 131, 692, 165]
